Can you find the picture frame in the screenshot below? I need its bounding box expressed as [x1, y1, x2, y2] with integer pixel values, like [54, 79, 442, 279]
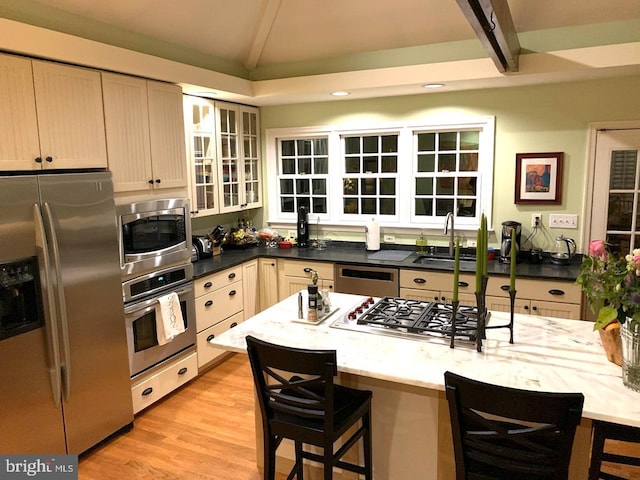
[514, 152, 563, 205]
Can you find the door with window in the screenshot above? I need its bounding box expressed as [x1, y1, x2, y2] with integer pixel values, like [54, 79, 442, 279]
[590, 129, 640, 254]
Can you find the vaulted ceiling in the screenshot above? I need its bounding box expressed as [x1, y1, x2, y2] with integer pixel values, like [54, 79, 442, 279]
[1, 0, 639, 105]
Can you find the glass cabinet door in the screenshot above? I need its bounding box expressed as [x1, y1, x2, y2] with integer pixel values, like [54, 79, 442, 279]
[218, 105, 240, 211]
[242, 107, 261, 208]
[185, 96, 219, 216]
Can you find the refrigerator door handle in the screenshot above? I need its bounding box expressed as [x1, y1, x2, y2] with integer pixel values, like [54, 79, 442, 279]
[34, 204, 63, 408]
[42, 202, 72, 402]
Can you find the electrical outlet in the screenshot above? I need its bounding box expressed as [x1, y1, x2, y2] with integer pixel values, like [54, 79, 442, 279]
[531, 213, 542, 228]
[549, 214, 578, 229]
[384, 235, 395, 243]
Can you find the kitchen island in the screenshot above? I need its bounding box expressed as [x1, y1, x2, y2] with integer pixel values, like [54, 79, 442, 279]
[211, 291, 631, 479]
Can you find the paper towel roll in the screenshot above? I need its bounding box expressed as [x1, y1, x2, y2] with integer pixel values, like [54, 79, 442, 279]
[365, 219, 380, 251]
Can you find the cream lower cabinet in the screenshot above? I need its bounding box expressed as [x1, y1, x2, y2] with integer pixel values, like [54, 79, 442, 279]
[485, 276, 582, 319]
[243, 259, 259, 319]
[277, 260, 334, 302]
[400, 269, 477, 306]
[259, 258, 279, 311]
[194, 265, 244, 369]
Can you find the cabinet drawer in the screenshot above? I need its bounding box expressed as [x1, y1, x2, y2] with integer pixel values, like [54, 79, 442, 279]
[131, 350, 197, 414]
[486, 277, 581, 304]
[195, 281, 243, 332]
[194, 266, 243, 298]
[196, 312, 243, 368]
[280, 260, 334, 281]
[400, 269, 475, 295]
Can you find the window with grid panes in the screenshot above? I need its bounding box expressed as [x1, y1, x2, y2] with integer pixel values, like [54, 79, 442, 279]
[606, 149, 640, 253]
[414, 130, 480, 218]
[278, 138, 329, 215]
[342, 134, 398, 216]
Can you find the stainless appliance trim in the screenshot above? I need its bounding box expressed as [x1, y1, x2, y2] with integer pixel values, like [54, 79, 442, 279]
[117, 198, 192, 279]
[124, 280, 196, 378]
[334, 264, 399, 298]
[122, 262, 194, 303]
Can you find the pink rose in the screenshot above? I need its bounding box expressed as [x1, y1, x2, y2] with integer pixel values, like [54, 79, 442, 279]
[589, 240, 607, 259]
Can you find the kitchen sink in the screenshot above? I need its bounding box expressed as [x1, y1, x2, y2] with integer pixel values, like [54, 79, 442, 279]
[413, 247, 476, 264]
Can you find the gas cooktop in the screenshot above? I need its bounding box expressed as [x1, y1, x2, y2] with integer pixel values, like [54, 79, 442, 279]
[331, 296, 486, 346]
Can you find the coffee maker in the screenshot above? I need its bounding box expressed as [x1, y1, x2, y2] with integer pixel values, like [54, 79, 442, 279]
[297, 206, 309, 248]
[500, 221, 521, 264]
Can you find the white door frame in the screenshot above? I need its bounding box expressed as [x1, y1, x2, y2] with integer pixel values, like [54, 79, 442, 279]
[582, 120, 640, 251]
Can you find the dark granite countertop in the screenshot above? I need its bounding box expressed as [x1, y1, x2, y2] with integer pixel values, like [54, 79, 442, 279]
[192, 242, 581, 282]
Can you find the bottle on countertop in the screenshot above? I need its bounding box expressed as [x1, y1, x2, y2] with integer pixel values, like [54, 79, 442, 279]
[307, 284, 318, 322]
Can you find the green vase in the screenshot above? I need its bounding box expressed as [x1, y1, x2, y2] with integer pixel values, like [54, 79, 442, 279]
[621, 319, 640, 392]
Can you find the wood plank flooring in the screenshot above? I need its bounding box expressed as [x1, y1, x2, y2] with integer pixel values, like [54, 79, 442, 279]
[79, 353, 640, 479]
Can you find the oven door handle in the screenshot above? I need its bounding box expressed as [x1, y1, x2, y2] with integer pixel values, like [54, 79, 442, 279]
[124, 282, 193, 315]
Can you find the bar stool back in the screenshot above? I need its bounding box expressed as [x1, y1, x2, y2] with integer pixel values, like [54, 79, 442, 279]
[445, 371, 584, 480]
[246, 335, 372, 480]
[589, 420, 640, 479]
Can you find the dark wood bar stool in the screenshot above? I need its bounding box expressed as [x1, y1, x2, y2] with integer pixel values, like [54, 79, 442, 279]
[589, 420, 640, 480]
[444, 371, 584, 480]
[246, 335, 373, 480]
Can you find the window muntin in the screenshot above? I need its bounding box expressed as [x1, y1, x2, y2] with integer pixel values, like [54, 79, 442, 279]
[606, 149, 640, 253]
[278, 137, 329, 215]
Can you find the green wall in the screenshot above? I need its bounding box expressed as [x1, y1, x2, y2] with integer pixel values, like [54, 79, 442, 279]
[259, 75, 640, 252]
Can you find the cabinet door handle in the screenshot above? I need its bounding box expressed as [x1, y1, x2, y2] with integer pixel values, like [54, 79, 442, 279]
[45, 156, 53, 163]
[229, 289, 237, 296]
[142, 387, 153, 396]
[458, 281, 469, 288]
[178, 367, 188, 375]
[270, 263, 275, 266]
[524, 305, 529, 310]
[303, 267, 312, 273]
[532, 305, 538, 311]
[206, 334, 215, 342]
[433, 296, 439, 301]
[228, 272, 236, 279]
[205, 300, 213, 307]
[413, 278, 426, 284]
[230, 322, 238, 328]
[500, 285, 510, 291]
[148, 179, 154, 184]
[35, 157, 43, 163]
[549, 289, 565, 296]
[204, 281, 213, 288]
[155, 179, 161, 183]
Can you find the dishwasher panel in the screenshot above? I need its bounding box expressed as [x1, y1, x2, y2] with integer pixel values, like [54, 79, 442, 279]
[334, 264, 399, 297]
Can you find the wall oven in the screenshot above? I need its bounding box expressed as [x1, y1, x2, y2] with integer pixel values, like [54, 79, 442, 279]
[123, 263, 196, 378]
[117, 198, 192, 280]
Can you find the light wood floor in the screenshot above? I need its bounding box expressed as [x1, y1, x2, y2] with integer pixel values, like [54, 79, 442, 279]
[79, 353, 288, 480]
[79, 353, 640, 480]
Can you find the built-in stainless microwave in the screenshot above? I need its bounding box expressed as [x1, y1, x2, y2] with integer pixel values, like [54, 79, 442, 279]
[117, 198, 192, 279]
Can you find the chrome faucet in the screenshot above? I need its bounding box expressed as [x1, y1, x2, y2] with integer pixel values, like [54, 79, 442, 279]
[444, 212, 455, 257]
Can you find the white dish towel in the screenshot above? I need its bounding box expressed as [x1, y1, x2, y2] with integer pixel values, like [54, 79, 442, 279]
[156, 292, 185, 346]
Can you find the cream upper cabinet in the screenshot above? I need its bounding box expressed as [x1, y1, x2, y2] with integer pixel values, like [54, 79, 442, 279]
[103, 73, 187, 192]
[184, 97, 261, 216]
[0, 54, 107, 171]
[217, 102, 262, 213]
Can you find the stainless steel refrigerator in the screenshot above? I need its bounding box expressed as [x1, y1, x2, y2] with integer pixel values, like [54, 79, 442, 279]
[0, 172, 133, 454]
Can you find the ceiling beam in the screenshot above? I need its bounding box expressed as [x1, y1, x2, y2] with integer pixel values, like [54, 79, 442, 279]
[244, 0, 283, 71]
[455, 0, 521, 72]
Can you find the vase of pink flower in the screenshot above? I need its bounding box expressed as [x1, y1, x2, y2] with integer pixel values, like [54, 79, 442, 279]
[577, 240, 640, 390]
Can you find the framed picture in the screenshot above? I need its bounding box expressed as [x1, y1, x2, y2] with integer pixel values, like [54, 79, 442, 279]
[514, 152, 563, 204]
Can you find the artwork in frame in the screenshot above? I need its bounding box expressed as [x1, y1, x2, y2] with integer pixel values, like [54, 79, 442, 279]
[514, 152, 563, 205]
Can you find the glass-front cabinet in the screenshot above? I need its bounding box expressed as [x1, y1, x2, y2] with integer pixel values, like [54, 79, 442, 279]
[184, 96, 261, 217]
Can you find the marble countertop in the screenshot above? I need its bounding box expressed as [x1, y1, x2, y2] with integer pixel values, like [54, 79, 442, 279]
[211, 291, 640, 428]
[193, 243, 581, 281]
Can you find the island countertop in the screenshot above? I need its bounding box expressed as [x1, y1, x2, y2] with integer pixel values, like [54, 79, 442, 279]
[211, 291, 638, 429]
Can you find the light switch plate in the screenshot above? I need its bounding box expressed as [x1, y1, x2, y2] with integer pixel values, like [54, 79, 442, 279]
[549, 214, 578, 229]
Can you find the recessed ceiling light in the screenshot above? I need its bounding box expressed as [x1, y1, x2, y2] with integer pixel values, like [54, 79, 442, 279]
[331, 91, 350, 97]
[423, 83, 445, 89]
